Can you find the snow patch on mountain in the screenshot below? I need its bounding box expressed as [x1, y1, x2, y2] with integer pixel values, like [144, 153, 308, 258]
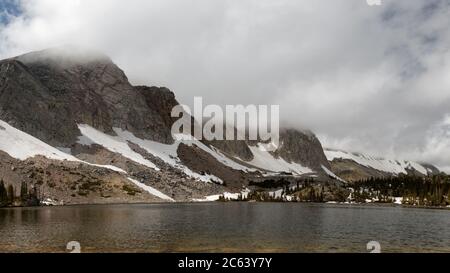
[78, 124, 160, 171]
[324, 149, 428, 175]
[127, 177, 175, 202]
[193, 189, 251, 202]
[112, 128, 226, 183]
[0, 120, 125, 173]
[78, 125, 237, 183]
[0, 120, 78, 161]
[321, 165, 347, 183]
[193, 143, 254, 172]
[114, 128, 251, 172]
[247, 143, 313, 175]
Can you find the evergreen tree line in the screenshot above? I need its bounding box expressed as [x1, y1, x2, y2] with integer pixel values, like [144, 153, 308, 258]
[218, 180, 325, 203]
[351, 174, 450, 206]
[0, 180, 40, 207]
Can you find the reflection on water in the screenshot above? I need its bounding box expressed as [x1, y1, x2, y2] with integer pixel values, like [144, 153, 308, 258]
[0, 203, 449, 253]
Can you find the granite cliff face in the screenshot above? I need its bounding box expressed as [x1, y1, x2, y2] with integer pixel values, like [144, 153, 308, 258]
[0, 47, 174, 147]
[276, 129, 330, 171]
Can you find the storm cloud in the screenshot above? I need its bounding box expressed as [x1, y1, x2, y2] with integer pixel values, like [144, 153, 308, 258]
[0, 0, 449, 172]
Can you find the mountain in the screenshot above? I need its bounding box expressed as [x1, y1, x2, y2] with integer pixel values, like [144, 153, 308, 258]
[0, 47, 175, 147]
[0, 47, 441, 206]
[324, 148, 440, 182]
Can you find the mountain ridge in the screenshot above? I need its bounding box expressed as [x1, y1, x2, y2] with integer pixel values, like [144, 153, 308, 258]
[0, 47, 441, 206]
[324, 148, 441, 182]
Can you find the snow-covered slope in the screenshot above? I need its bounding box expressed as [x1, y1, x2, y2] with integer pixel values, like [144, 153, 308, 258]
[127, 178, 175, 202]
[0, 120, 79, 161]
[0, 120, 124, 173]
[321, 164, 347, 183]
[79, 125, 315, 178]
[324, 149, 428, 175]
[114, 128, 252, 173]
[246, 143, 313, 175]
[78, 125, 160, 171]
[78, 124, 254, 183]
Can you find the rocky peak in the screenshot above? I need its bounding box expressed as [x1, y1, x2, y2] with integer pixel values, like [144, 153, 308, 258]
[275, 128, 331, 171]
[204, 127, 330, 173]
[0, 47, 175, 146]
[135, 85, 179, 130]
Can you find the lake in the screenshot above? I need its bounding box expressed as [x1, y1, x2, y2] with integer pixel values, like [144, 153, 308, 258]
[0, 203, 449, 253]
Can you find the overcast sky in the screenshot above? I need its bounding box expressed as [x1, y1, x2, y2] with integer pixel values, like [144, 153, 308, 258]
[0, 0, 449, 172]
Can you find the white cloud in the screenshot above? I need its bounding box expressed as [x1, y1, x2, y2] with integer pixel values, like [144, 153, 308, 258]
[0, 0, 449, 171]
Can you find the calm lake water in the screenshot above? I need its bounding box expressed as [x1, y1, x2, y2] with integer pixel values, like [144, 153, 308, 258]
[0, 203, 449, 253]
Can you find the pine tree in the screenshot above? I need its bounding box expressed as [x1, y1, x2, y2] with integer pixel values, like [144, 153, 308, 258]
[309, 187, 315, 202]
[0, 179, 7, 207]
[27, 185, 40, 206]
[20, 181, 28, 203]
[7, 184, 14, 205]
[447, 188, 450, 205]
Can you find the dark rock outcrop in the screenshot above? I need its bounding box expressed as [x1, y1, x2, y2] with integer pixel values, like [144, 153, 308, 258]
[275, 129, 330, 171]
[206, 140, 254, 161]
[420, 163, 441, 175]
[177, 143, 251, 190]
[135, 86, 179, 130]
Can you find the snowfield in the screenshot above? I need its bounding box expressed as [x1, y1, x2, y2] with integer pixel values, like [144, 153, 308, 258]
[0, 120, 125, 173]
[247, 143, 312, 175]
[0, 120, 79, 161]
[127, 178, 175, 202]
[321, 165, 347, 183]
[78, 125, 160, 171]
[324, 149, 428, 175]
[115, 128, 251, 173]
[77, 124, 255, 183]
